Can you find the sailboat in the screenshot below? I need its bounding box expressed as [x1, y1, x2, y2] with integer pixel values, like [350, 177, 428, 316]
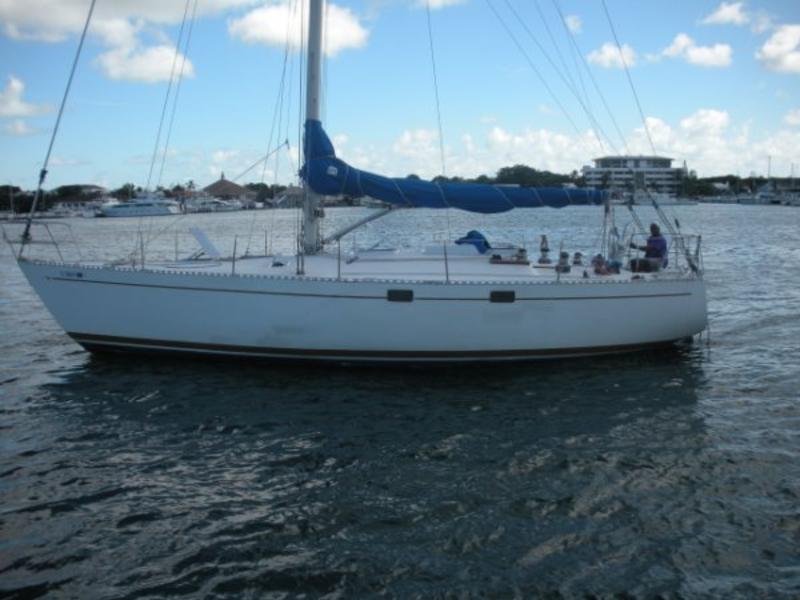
[9, 1, 707, 364]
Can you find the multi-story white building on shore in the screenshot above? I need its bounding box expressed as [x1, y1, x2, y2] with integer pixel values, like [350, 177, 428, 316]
[582, 156, 687, 197]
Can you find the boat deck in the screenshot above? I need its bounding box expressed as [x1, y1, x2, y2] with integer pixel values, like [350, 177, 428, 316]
[139, 247, 683, 285]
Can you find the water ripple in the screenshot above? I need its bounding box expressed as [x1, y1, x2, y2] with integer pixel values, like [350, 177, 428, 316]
[2, 206, 800, 598]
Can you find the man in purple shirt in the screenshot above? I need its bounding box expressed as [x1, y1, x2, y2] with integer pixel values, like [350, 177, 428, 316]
[630, 223, 668, 272]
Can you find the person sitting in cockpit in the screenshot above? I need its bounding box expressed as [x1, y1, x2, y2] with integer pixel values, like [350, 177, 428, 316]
[630, 223, 667, 272]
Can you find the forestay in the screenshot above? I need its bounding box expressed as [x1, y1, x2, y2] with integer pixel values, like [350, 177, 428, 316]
[302, 120, 606, 214]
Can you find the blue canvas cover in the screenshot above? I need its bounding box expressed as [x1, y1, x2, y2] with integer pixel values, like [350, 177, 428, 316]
[302, 120, 606, 214]
[455, 230, 491, 254]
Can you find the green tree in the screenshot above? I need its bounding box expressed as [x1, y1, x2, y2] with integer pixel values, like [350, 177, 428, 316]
[0, 185, 22, 211]
[496, 164, 571, 188]
[111, 183, 136, 200]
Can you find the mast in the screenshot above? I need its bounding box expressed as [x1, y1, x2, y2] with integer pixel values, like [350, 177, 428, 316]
[302, 0, 324, 255]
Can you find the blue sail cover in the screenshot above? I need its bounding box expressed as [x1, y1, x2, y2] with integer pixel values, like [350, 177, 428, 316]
[302, 120, 606, 214]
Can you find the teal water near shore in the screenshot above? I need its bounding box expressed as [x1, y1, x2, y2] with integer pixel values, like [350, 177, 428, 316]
[1, 204, 799, 598]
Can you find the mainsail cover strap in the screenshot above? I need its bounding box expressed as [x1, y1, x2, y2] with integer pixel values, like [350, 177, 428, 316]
[301, 119, 606, 215]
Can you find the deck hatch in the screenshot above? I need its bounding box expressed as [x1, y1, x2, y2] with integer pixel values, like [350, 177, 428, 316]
[490, 290, 515, 303]
[387, 289, 414, 302]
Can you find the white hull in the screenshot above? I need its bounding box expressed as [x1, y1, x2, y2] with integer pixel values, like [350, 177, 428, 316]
[100, 206, 181, 217]
[18, 257, 707, 363]
[99, 197, 182, 218]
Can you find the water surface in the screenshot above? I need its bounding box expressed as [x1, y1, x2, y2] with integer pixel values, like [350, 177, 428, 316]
[1, 204, 799, 598]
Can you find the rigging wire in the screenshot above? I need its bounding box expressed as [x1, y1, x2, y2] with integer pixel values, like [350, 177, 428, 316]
[483, 0, 590, 142]
[240, 143, 289, 255]
[156, 0, 199, 189]
[283, 26, 297, 184]
[555, 7, 591, 116]
[298, 0, 306, 173]
[425, 1, 451, 241]
[425, 1, 447, 178]
[296, 0, 306, 265]
[599, 0, 685, 242]
[232, 143, 291, 184]
[322, 0, 329, 126]
[269, 2, 301, 254]
[146, 0, 198, 249]
[531, 0, 586, 111]
[276, 1, 300, 256]
[262, 0, 298, 186]
[552, 0, 630, 155]
[600, 0, 656, 156]
[145, 0, 192, 192]
[21, 0, 97, 247]
[500, 0, 612, 154]
[137, 0, 192, 255]
[242, 0, 297, 256]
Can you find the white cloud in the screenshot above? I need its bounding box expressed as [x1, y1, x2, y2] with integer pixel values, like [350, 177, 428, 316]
[700, 2, 774, 34]
[622, 117, 678, 156]
[606, 109, 799, 177]
[564, 15, 582, 34]
[0, 1, 258, 42]
[757, 25, 800, 73]
[0, 0, 256, 83]
[228, 1, 368, 57]
[90, 17, 142, 49]
[50, 156, 88, 166]
[3, 118, 38, 135]
[680, 109, 730, 135]
[350, 124, 602, 179]
[785, 109, 800, 126]
[205, 147, 278, 181]
[750, 13, 773, 35]
[415, 0, 466, 8]
[95, 45, 195, 83]
[462, 133, 475, 154]
[0, 75, 51, 117]
[338, 106, 800, 181]
[661, 33, 732, 67]
[702, 2, 748, 26]
[88, 12, 196, 83]
[587, 42, 637, 69]
[212, 149, 240, 164]
[685, 43, 732, 67]
[663, 33, 693, 57]
[1, 2, 86, 42]
[488, 126, 511, 146]
[391, 129, 444, 173]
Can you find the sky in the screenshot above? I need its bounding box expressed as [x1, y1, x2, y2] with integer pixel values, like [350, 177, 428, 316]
[0, 0, 799, 190]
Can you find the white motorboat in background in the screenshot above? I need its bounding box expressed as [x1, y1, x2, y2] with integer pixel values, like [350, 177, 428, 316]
[184, 195, 243, 213]
[98, 194, 181, 218]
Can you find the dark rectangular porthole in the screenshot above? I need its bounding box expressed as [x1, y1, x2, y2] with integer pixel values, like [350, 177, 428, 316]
[387, 289, 414, 302]
[490, 290, 515, 303]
